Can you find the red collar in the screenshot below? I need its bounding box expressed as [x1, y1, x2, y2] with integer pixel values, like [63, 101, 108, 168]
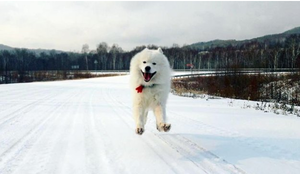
[135, 85, 144, 93]
[135, 84, 157, 93]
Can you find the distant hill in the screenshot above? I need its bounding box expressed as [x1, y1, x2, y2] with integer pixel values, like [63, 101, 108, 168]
[188, 39, 239, 50]
[283, 26, 300, 35]
[0, 44, 65, 54]
[189, 26, 300, 50]
[0, 44, 14, 51]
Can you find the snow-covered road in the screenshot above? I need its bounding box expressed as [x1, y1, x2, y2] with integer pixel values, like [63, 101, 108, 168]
[0, 75, 299, 174]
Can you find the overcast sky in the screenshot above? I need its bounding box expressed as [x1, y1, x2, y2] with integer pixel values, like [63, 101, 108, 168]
[1, 1, 300, 52]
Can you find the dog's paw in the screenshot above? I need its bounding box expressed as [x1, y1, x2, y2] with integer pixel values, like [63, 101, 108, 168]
[136, 128, 144, 135]
[157, 123, 171, 132]
[163, 124, 171, 132]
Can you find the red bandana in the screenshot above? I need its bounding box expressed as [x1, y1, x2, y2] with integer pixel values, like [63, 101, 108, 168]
[135, 85, 144, 93]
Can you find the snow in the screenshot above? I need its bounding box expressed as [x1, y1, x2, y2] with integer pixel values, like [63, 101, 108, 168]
[172, 70, 216, 76]
[0, 75, 300, 174]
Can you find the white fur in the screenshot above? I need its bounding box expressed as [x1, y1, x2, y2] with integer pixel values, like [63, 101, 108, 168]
[130, 48, 171, 135]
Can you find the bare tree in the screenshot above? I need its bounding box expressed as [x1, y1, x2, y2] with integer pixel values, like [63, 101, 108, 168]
[82, 44, 89, 71]
[96, 42, 109, 70]
[109, 44, 123, 70]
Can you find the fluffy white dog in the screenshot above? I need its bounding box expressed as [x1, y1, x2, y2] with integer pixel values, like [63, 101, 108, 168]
[130, 48, 171, 135]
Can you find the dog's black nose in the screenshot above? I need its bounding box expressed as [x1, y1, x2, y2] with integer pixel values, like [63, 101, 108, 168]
[145, 66, 151, 72]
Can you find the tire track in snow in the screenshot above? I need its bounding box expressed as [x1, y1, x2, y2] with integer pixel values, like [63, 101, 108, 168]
[10, 96, 76, 174]
[13, 88, 98, 174]
[103, 87, 186, 174]
[0, 101, 65, 174]
[0, 89, 74, 156]
[101, 87, 138, 174]
[30, 89, 87, 174]
[104, 88, 199, 173]
[154, 134, 246, 174]
[144, 120, 246, 174]
[0, 89, 79, 174]
[0, 85, 62, 115]
[168, 110, 300, 171]
[0, 86, 50, 115]
[106, 87, 243, 174]
[53, 89, 92, 174]
[84, 88, 116, 174]
[0, 89, 58, 126]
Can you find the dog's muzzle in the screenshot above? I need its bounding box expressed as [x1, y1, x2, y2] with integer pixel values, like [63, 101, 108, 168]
[141, 70, 156, 82]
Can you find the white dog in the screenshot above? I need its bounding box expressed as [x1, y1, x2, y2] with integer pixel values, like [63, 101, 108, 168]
[130, 48, 171, 135]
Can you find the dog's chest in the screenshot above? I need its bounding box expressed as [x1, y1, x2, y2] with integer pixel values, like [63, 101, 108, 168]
[139, 87, 161, 106]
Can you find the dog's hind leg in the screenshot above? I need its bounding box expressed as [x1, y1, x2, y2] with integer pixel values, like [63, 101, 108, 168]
[154, 104, 171, 132]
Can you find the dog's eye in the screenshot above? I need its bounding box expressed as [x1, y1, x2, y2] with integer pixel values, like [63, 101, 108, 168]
[152, 63, 156, 65]
[143, 61, 146, 64]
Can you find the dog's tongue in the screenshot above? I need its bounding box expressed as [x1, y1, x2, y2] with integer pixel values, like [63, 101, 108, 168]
[144, 73, 151, 81]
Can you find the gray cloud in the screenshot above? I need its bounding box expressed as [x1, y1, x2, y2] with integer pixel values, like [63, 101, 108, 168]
[0, 1, 300, 51]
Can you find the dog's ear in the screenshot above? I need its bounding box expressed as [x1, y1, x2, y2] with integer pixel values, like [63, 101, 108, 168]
[157, 47, 163, 54]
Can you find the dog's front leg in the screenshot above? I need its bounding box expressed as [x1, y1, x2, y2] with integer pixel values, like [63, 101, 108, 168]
[133, 106, 146, 135]
[154, 104, 171, 132]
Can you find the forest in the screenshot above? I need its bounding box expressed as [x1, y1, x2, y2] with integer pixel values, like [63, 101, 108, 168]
[0, 34, 300, 84]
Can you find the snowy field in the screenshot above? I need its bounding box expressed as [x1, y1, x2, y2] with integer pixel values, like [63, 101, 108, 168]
[0, 75, 299, 174]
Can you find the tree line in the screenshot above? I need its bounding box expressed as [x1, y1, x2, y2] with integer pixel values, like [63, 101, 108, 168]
[184, 34, 300, 71]
[1, 34, 300, 83]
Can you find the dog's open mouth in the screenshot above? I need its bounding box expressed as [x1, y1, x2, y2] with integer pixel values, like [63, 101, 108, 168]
[141, 71, 156, 82]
